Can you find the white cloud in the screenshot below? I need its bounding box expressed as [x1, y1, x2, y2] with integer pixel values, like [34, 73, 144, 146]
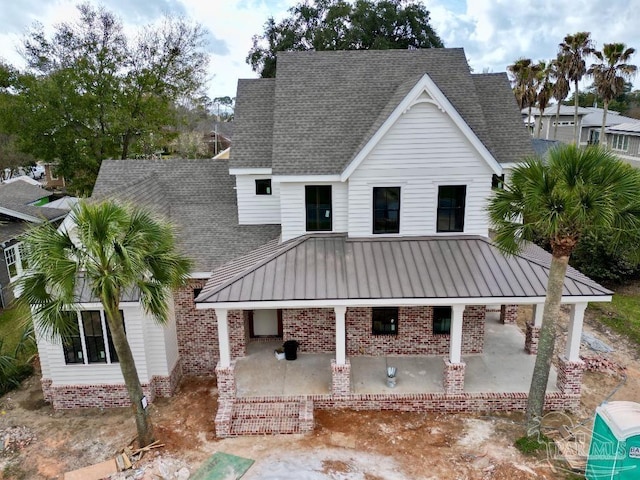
[1, 0, 639, 99]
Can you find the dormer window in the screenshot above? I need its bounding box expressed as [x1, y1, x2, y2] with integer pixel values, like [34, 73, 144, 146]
[373, 187, 400, 234]
[437, 185, 466, 233]
[255, 179, 272, 195]
[305, 185, 332, 231]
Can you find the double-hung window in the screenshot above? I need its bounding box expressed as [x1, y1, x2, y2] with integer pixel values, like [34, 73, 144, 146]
[373, 187, 401, 234]
[305, 185, 332, 231]
[4, 243, 27, 280]
[611, 134, 629, 151]
[433, 306, 452, 335]
[62, 310, 124, 365]
[437, 185, 466, 233]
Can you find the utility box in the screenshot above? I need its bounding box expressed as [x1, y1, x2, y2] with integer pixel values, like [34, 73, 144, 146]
[586, 401, 640, 479]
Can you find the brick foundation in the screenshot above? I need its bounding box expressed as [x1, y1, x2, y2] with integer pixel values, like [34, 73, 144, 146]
[214, 400, 234, 437]
[45, 360, 183, 409]
[41, 378, 53, 403]
[500, 305, 518, 324]
[331, 359, 352, 396]
[556, 355, 585, 397]
[299, 400, 314, 433]
[443, 359, 466, 394]
[215, 361, 237, 403]
[525, 323, 541, 354]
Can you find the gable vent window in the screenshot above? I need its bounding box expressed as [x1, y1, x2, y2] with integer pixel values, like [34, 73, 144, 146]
[305, 185, 332, 231]
[373, 187, 401, 234]
[255, 179, 272, 195]
[437, 185, 466, 233]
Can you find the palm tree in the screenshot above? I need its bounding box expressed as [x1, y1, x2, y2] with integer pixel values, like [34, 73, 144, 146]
[559, 32, 595, 143]
[17, 200, 192, 447]
[488, 144, 640, 436]
[535, 62, 554, 139]
[508, 58, 539, 134]
[588, 43, 637, 146]
[550, 54, 571, 140]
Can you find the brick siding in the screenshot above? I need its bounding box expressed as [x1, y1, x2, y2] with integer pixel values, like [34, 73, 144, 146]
[283, 308, 336, 353]
[45, 360, 182, 409]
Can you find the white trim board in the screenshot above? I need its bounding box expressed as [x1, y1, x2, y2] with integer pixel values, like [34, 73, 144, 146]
[197, 295, 612, 310]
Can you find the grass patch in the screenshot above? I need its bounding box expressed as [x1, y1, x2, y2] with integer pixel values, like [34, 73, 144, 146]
[589, 292, 640, 347]
[514, 434, 552, 455]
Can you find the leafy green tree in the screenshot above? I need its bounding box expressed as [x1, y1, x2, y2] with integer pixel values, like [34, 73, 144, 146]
[559, 32, 595, 143]
[588, 43, 637, 145]
[17, 200, 192, 447]
[247, 0, 444, 78]
[488, 144, 640, 437]
[2, 3, 209, 194]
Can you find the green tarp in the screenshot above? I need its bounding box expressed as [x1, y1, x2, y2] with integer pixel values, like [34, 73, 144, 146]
[191, 452, 254, 480]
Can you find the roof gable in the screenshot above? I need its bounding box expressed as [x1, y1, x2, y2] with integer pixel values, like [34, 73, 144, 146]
[341, 73, 502, 180]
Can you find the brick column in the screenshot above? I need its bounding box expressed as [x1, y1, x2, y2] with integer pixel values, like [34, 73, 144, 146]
[525, 323, 541, 354]
[500, 304, 518, 324]
[41, 378, 53, 403]
[331, 359, 351, 396]
[214, 401, 233, 438]
[443, 358, 466, 394]
[215, 361, 237, 403]
[556, 355, 585, 395]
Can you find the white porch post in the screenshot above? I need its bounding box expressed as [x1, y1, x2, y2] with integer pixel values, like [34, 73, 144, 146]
[565, 302, 587, 362]
[532, 303, 544, 327]
[334, 306, 347, 365]
[449, 304, 465, 363]
[215, 308, 231, 368]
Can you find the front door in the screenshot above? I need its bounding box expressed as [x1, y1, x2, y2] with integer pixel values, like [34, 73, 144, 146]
[249, 309, 283, 338]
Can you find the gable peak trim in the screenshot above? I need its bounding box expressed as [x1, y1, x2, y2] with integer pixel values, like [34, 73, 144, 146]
[341, 73, 502, 181]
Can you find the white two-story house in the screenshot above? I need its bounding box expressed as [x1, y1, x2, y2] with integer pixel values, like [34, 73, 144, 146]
[35, 49, 611, 436]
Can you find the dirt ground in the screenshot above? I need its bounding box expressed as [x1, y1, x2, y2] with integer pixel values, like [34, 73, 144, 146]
[1, 302, 639, 480]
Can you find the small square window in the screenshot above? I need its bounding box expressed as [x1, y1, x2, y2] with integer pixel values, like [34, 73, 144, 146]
[372, 307, 398, 335]
[433, 306, 451, 335]
[255, 179, 272, 195]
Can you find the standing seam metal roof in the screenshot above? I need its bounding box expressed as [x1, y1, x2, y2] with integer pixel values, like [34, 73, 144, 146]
[196, 234, 611, 303]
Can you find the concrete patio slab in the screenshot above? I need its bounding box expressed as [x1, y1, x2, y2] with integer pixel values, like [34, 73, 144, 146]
[235, 316, 559, 397]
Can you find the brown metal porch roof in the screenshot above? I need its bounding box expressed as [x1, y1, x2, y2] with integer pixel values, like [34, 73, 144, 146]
[195, 234, 612, 304]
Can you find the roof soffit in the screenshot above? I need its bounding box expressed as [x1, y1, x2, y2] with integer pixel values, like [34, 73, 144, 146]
[340, 73, 503, 181]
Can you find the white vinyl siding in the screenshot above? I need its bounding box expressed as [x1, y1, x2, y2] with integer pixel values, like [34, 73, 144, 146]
[36, 305, 176, 386]
[348, 101, 493, 237]
[280, 181, 348, 241]
[234, 174, 281, 224]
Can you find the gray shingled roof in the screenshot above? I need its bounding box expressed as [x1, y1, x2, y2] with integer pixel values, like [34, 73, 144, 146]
[0, 182, 68, 221]
[230, 79, 275, 169]
[196, 234, 610, 304]
[230, 49, 534, 174]
[532, 139, 560, 156]
[92, 159, 281, 272]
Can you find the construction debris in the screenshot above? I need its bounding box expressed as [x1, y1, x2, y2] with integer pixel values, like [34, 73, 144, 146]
[0, 425, 35, 454]
[108, 455, 190, 480]
[580, 354, 625, 374]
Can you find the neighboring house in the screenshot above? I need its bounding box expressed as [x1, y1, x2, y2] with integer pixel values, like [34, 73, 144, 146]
[0, 180, 73, 306]
[34, 49, 611, 437]
[209, 121, 233, 157]
[213, 147, 230, 160]
[603, 122, 640, 167]
[524, 104, 638, 146]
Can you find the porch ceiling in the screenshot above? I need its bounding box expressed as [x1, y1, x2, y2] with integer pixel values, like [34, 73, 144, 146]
[196, 234, 611, 304]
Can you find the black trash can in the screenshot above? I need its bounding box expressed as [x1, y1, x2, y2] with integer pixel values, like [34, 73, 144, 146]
[283, 340, 299, 361]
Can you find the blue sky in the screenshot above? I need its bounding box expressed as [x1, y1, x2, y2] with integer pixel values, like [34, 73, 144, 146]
[1, 1, 639, 100]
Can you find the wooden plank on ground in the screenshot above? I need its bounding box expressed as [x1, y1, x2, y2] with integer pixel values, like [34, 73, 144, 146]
[555, 439, 587, 472]
[64, 459, 118, 480]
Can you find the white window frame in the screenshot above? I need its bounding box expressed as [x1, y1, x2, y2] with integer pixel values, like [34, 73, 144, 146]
[4, 243, 25, 281]
[63, 310, 121, 365]
[611, 134, 629, 152]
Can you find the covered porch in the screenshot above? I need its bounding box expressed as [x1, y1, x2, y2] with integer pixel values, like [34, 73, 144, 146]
[234, 312, 559, 397]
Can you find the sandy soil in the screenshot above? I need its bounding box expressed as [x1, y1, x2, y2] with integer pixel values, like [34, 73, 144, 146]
[1, 301, 639, 480]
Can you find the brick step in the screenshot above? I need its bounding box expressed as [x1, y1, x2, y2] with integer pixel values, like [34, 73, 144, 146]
[225, 400, 314, 436]
[230, 416, 302, 435]
[232, 401, 300, 419]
